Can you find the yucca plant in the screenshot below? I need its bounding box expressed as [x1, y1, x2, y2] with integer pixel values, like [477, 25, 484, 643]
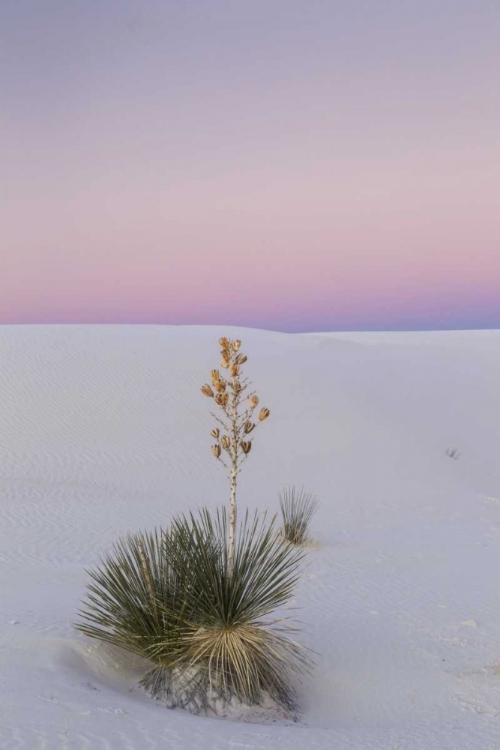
[76, 336, 312, 715]
[201, 337, 270, 577]
[279, 487, 319, 546]
[76, 509, 310, 713]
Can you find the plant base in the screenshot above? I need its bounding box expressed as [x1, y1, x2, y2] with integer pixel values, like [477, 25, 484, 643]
[141, 665, 299, 722]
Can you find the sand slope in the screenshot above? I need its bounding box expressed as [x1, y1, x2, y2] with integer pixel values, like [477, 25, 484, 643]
[1, 325, 500, 749]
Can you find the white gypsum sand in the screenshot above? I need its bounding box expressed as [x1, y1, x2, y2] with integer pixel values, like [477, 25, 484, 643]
[1, 324, 500, 749]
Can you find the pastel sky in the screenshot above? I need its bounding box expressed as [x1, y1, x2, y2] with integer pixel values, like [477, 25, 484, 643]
[2, 0, 499, 331]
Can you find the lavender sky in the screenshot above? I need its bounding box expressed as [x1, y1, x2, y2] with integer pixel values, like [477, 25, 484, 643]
[2, 0, 499, 331]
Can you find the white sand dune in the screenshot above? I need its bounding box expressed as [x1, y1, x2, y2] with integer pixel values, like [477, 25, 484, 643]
[1, 325, 500, 749]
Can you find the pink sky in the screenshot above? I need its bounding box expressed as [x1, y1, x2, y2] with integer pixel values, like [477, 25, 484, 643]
[2, 1, 499, 330]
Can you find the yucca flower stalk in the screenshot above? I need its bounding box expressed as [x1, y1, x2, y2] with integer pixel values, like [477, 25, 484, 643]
[201, 338, 270, 577]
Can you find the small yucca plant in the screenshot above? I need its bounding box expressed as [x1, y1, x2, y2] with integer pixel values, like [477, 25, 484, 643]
[279, 487, 319, 546]
[201, 337, 270, 576]
[76, 509, 310, 713]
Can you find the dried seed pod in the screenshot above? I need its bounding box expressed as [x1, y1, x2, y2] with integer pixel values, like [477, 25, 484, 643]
[249, 395, 259, 408]
[240, 440, 252, 454]
[220, 359, 230, 369]
[244, 421, 255, 434]
[213, 379, 225, 392]
[235, 354, 247, 365]
[215, 392, 230, 407]
[219, 337, 229, 348]
[221, 435, 230, 449]
[258, 407, 270, 421]
[211, 369, 220, 381]
[201, 385, 214, 397]
[232, 340, 241, 351]
[234, 381, 242, 393]
[230, 363, 240, 377]
[211, 428, 220, 439]
[212, 444, 221, 458]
